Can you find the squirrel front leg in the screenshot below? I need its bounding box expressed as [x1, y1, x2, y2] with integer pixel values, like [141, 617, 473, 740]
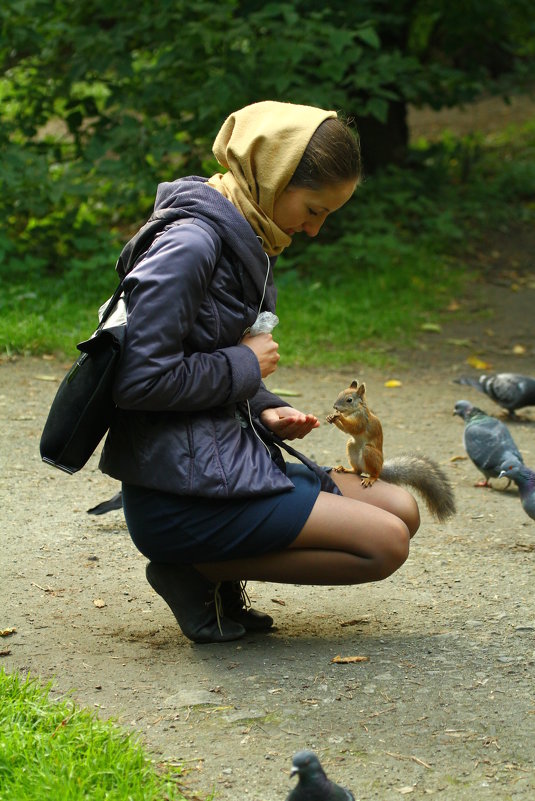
[326, 412, 355, 472]
[326, 411, 345, 431]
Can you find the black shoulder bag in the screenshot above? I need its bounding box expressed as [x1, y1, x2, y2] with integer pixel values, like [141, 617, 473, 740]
[40, 211, 198, 474]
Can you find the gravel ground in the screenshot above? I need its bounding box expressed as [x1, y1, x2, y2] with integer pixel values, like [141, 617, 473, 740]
[3, 92, 535, 797]
[2, 243, 535, 800]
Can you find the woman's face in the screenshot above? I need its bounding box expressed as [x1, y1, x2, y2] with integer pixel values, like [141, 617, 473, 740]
[272, 179, 357, 239]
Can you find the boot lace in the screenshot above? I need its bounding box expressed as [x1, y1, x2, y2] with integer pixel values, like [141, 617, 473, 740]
[207, 582, 224, 635]
[235, 580, 251, 611]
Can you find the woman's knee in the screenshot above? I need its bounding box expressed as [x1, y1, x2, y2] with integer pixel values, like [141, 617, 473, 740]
[402, 494, 420, 538]
[373, 520, 411, 580]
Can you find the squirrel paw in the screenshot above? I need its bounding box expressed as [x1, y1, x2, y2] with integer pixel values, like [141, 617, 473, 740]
[332, 465, 353, 473]
[326, 413, 339, 424]
[361, 476, 378, 488]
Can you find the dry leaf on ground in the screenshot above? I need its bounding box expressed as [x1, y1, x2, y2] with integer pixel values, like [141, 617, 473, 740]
[331, 655, 370, 664]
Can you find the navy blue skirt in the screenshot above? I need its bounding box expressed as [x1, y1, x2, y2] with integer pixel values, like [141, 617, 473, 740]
[122, 463, 324, 564]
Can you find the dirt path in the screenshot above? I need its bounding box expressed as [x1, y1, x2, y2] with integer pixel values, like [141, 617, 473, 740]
[2, 227, 535, 800]
[3, 94, 535, 799]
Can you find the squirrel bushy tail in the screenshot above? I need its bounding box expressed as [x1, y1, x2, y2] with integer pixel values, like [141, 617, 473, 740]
[380, 454, 456, 522]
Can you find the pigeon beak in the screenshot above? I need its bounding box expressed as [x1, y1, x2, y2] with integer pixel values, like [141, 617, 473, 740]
[290, 767, 299, 778]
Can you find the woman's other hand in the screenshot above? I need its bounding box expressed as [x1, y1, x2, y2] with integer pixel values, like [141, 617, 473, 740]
[260, 406, 319, 440]
[241, 332, 280, 378]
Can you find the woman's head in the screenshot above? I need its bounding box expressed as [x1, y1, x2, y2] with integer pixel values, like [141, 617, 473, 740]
[272, 117, 360, 239]
[208, 101, 360, 253]
[288, 117, 361, 191]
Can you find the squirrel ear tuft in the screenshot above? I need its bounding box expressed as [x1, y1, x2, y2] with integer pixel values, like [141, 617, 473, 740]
[350, 379, 359, 389]
[357, 382, 366, 397]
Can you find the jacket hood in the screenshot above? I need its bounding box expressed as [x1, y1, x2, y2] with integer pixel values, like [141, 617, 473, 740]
[154, 176, 275, 276]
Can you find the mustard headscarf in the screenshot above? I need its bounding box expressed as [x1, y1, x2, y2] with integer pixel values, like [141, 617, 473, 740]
[207, 100, 337, 256]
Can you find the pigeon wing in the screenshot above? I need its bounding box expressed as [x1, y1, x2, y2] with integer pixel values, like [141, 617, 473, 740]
[464, 418, 522, 475]
[486, 373, 535, 411]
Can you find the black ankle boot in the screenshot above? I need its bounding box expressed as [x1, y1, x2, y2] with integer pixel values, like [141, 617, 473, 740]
[145, 562, 246, 644]
[219, 581, 274, 632]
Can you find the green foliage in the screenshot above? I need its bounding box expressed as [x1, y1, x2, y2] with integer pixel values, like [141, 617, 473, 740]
[0, 1, 534, 362]
[0, 669, 188, 800]
[1, 1, 534, 276]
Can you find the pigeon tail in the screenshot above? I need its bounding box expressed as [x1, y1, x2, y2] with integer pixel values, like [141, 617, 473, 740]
[454, 376, 485, 393]
[87, 491, 123, 515]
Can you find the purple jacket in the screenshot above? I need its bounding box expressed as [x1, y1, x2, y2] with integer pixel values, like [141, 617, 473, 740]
[99, 177, 295, 496]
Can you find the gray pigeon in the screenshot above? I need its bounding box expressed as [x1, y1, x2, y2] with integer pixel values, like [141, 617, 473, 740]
[87, 491, 123, 515]
[454, 373, 535, 417]
[453, 400, 524, 487]
[286, 750, 355, 801]
[498, 459, 535, 521]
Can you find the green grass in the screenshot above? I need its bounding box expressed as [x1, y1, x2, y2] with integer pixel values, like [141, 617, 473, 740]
[275, 248, 459, 368]
[0, 669, 191, 801]
[1, 117, 534, 366]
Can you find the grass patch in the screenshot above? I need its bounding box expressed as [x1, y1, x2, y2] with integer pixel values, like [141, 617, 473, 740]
[275, 249, 459, 368]
[0, 669, 191, 801]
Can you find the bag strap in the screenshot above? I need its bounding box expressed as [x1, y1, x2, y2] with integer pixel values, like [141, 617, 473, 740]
[115, 212, 221, 280]
[99, 214, 221, 329]
[98, 281, 126, 328]
[255, 420, 342, 495]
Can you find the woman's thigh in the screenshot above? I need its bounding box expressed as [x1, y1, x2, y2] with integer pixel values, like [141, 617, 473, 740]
[329, 471, 420, 536]
[289, 489, 410, 566]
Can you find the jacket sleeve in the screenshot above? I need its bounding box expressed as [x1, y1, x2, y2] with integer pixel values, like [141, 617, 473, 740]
[248, 384, 292, 417]
[113, 223, 262, 411]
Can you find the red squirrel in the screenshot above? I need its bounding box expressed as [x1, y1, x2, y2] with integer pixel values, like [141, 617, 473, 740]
[326, 379, 456, 521]
[326, 379, 383, 487]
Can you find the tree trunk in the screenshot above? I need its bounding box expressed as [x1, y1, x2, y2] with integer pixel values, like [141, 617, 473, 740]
[356, 99, 409, 175]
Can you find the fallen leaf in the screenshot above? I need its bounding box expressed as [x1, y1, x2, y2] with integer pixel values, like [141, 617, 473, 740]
[271, 598, 286, 606]
[512, 344, 526, 355]
[331, 655, 370, 664]
[420, 323, 442, 333]
[384, 379, 402, 388]
[397, 787, 415, 794]
[270, 388, 302, 397]
[466, 356, 492, 370]
[446, 300, 461, 311]
[450, 455, 468, 462]
[0, 628, 16, 637]
[0, 649, 11, 657]
[93, 599, 106, 608]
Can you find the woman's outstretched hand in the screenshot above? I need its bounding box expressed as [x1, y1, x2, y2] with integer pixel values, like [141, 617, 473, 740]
[260, 406, 319, 440]
[240, 332, 280, 378]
